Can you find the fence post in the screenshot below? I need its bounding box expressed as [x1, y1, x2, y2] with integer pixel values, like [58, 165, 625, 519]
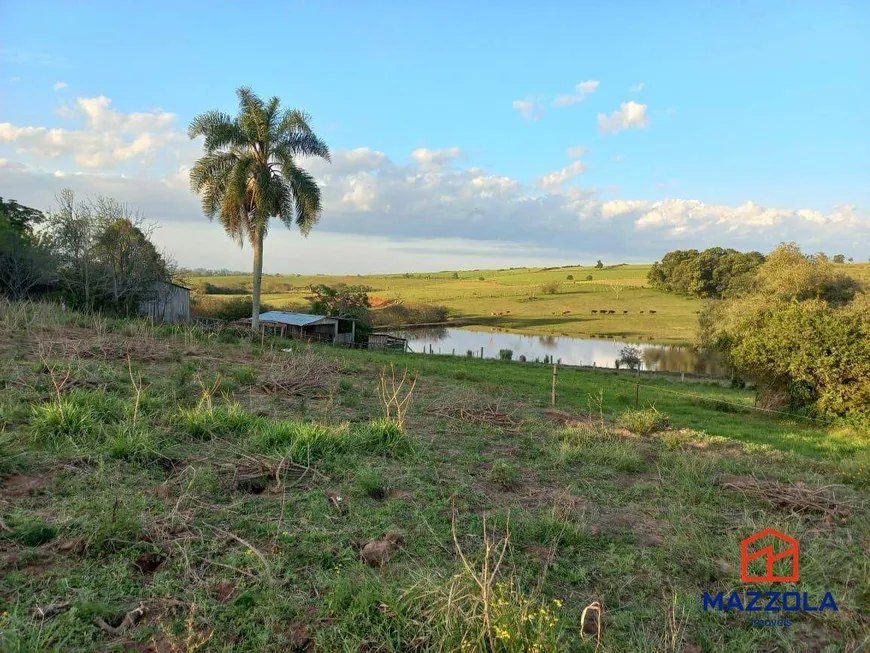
[681, 372, 685, 383]
[480, 347, 484, 359]
[635, 365, 640, 408]
[452, 348, 455, 356]
[552, 364, 558, 406]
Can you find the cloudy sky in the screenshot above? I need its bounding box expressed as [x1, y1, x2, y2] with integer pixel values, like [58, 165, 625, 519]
[2, 1, 868, 273]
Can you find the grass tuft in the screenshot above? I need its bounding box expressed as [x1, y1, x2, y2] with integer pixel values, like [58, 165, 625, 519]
[617, 407, 671, 435]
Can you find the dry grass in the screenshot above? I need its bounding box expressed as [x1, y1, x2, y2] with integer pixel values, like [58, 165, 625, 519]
[427, 389, 521, 430]
[257, 348, 341, 396]
[718, 475, 856, 517]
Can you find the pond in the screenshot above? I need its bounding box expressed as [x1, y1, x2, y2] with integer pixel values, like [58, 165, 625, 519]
[385, 327, 726, 376]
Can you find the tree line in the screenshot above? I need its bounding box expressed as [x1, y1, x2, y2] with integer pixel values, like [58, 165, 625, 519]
[0, 191, 174, 315]
[677, 243, 869, 420]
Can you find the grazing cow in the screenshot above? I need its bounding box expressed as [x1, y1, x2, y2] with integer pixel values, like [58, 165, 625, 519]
[623, 310, 628, 314]
[591, 310, 598, 314]
[639, 310, 644, 314]
[649, 310, 657, 314]
[561, 310, 571, 315]
[608, 310, 616, 314]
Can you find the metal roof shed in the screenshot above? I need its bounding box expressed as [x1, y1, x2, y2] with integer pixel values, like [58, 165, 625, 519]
[255, 311, 355, 345]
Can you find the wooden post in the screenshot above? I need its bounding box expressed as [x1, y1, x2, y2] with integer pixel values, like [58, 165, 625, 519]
[635, 365, 640, 407]
[260, 326, 265, 348]
[551, 364, 558, 406]
[480, 346, 484, 359]
[452, 348, 455, 356]
[680, 372, 685, 383]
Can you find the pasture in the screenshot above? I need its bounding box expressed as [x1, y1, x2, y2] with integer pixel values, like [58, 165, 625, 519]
[189, 262, 870, 344]
[1, 302, 868, 651]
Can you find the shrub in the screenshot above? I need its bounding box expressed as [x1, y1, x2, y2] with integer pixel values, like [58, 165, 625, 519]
[466, 350, 474, 358]
[540, 280, 560, 295]
[566, 274, 573, 280]
[617, 407, 670, 435]
[192, 296, 276, 321]
[518, 355, 527, 362]
[498, 349, 514, 361]
[478, 276, 485, 281]
[489, 461, 521, 489]
[585, 275, 593, 281]
[617, 346, 642, 370]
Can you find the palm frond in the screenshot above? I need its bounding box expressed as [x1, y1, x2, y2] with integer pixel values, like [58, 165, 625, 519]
[283, 162, 323, 236]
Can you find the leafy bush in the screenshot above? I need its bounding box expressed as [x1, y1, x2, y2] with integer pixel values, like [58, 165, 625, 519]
[648, 247, 765, 298]
[617, 346, 642, 370]
[498, 349, 514, 361]
[585, 275, 593, 281]
[539, 280, 560, 295]
[700, 244, 869, 417]
[370, 303, 449, 327]
[489, 461, 521, 489]
[566, 274, 574, 280]
[192, 296, 276, 321]
[617, 407, 670, 435]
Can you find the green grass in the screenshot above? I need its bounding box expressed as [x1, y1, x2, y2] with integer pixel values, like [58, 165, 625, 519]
[1, 301, 868, 651]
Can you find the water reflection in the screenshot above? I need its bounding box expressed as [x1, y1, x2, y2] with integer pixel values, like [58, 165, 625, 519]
[386, 327, 726, 376]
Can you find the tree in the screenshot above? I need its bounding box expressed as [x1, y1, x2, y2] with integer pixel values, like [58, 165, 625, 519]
[617, 346, 642, 370]
[0, 198, 54, 299]
[595, 260, 604, 269]
[700, 243, 868, 417]
[832, 254, 846, 264]
[309, 284, 371, 342]
[188, 87, 330, 332]
[45, 189, 172, 313]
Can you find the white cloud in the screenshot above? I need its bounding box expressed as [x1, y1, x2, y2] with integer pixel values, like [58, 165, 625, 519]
[630, 82, 644, 92]
[1, 92, 866, 270]
[613, 154, 624, 162]
[512, 97, 545, 121]
[538, 159, 588, 189]
[0, 95, 191, 169]
[552, 80, 600, 107]
[598, 101, 649, 134]
[410, 147, 463, 168]
[53, 81, 68, 91]
[602, 200, 649, 218]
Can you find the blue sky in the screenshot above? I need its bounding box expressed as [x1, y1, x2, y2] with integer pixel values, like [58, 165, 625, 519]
[2, 1, 868, 272]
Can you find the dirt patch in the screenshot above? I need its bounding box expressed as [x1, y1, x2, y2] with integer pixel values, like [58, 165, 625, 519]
[0, 473, 52, 498]
[133, 550, 167, 575]
[592, 508, 668, 547]
[212, 579, 237, 603]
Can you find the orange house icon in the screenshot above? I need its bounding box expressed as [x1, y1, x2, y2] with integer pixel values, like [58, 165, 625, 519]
[741, 528, 799, 583]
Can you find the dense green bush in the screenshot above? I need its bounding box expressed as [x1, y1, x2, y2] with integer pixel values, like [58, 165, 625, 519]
[648, 247, 765, 298]
[370, 303, 449, 327]
[192, 296, 276, 321]
[701, 244, 869, 418]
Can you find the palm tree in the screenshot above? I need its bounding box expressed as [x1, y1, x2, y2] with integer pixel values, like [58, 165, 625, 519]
[188, 87, 330, 331]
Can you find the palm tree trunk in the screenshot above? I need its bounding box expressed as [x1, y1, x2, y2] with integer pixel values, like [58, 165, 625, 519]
[251, 225, 265, 332]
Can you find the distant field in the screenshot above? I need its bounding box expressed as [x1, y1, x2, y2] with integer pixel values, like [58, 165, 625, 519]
[188, 262, 870, 345]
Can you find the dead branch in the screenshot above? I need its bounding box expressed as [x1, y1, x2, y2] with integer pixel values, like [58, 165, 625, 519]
[427, 390, 521, 430]
[377, 364, 417, 427]
[718, 476, 852, 517]
[257, 348, 340, 396]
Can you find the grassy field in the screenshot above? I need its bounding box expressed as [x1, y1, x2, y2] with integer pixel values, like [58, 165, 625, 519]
[189, 262, 870, 345]
[1, 302, 868, 651]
